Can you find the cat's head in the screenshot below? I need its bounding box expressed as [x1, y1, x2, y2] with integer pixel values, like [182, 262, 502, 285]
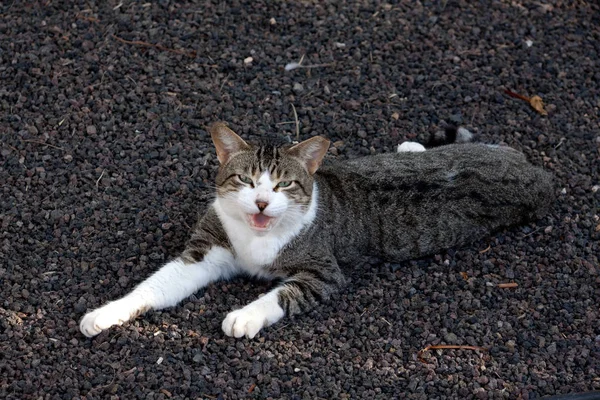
[209, 122, 330, 235]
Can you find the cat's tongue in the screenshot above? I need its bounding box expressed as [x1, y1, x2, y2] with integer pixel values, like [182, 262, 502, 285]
[251, 213, 272, 229]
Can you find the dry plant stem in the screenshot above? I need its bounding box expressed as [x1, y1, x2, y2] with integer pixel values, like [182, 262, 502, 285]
[2, 142, 19, 152]
[504, 89, 530, 102]
[504, 89, 547, 115]
[96, 169, 105, 189]
[112, 34, 196, 58]
[418, 345, 488, 364]
[22, 139, 64, 150]
[523, 227, 542, 237]
[291, 104, 300, 140]
[297, 63, 335, 69]
[497, 282, 519, 289]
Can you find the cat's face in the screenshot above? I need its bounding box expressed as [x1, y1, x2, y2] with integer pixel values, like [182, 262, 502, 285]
[209, 123, 330, 235]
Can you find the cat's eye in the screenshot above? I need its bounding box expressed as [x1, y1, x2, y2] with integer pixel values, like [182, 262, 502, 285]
[238, 175, 253, 185]
[276, 181, 292, 188]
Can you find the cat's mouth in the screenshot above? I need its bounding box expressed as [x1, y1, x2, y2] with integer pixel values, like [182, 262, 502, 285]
[247, 213, 276, 232]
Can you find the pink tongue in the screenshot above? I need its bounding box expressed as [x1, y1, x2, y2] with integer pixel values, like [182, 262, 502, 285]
[252, 213, 271, 228]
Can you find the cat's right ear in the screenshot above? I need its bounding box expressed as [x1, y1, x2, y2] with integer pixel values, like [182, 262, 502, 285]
[209, 122, 251, 164]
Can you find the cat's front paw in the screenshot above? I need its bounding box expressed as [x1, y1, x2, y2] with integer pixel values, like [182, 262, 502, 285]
[222, 291, 285, 339]
[79, 298, 143, 337]
[222, 308, 267, 339]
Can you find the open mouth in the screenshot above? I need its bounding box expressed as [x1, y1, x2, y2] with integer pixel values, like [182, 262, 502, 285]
[247, 213, 275, 231]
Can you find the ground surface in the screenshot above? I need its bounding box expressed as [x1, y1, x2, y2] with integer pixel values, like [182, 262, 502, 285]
[1, 1, 599, 399]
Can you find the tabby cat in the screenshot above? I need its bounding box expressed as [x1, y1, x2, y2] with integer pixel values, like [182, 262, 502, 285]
[80, 123, 554, 339]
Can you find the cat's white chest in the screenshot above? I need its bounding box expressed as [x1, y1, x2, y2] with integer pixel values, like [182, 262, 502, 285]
[230, 234, 286, 276]
[212, 183, 318, 277]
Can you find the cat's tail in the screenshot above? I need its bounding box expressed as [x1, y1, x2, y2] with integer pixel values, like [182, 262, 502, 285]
[397, 126, 474, 153]
[427, 126, 474, 147]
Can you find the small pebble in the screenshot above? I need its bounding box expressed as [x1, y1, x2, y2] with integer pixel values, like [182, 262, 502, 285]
[293, 83, 304, 93]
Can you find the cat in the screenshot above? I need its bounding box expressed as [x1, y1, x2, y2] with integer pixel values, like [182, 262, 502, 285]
[80, 122, 554, 339]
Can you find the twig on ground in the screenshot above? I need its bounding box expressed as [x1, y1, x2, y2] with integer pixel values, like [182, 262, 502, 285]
[284, 54, 334, 71]
[96, 169, 106, 189]
[273, 324, 290, 332]
[78, 14, 99, 23]
[497, 282, 519, 289]
[504, 89, 530, 102]
[22, 139, 64, 150]
[1, 141, 19, 152]
[360, 306, 379, 318]
[291, 104, 300, 141]
[285, 62, 335, 71]
[479, 244, 491, 254]
[112, 34, 196, 58]
[87, 363, 117, 394]
[523, 227, 542, 237]
[418, 344, 488, 364]
[504, 89, 548, 115]
[41, 188, 58, 203]
[219, 73, 230, 92]
[299, 63, 334, 69]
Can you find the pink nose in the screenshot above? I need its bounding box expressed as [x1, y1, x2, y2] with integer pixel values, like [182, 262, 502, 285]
[256, 201, 268, 212]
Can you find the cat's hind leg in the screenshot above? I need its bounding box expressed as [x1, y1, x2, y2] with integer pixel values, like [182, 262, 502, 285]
[80, 246, 237, 337]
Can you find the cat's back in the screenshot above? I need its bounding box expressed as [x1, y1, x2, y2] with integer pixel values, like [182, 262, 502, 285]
[318, 143, 554, 210]
[314, 144, 554, 262]
[322, 143, 535, 182]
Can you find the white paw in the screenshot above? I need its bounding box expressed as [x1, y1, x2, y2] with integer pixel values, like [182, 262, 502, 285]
[79, 299, 141, 337]
[397, 142, 426, 153]
[222, 290, 285, 339]
[222, 307, 268, 339]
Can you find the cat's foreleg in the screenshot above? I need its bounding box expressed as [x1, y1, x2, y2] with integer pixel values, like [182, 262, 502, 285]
[80, 245, 237, 337]
[222, 262, 344, 339]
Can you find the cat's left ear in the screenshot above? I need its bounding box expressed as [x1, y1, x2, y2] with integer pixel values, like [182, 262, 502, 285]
[287, 136, 330, 175]
[209, 122, 251, 164]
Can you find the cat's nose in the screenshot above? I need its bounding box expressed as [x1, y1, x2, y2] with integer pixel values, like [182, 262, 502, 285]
[256, 201, 268, 212]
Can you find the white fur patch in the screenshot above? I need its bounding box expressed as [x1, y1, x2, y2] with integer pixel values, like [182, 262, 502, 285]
[214, 181, 319, 277]
[80, 247, 236, 337]
[397, 142, 426, 153]
[79, 297, 145, 338]
[222, 288, 284, 339]
[456, 127, 473, 143]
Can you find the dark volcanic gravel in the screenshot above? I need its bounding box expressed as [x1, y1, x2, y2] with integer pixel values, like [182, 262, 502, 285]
[1, 1, 599, 399]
